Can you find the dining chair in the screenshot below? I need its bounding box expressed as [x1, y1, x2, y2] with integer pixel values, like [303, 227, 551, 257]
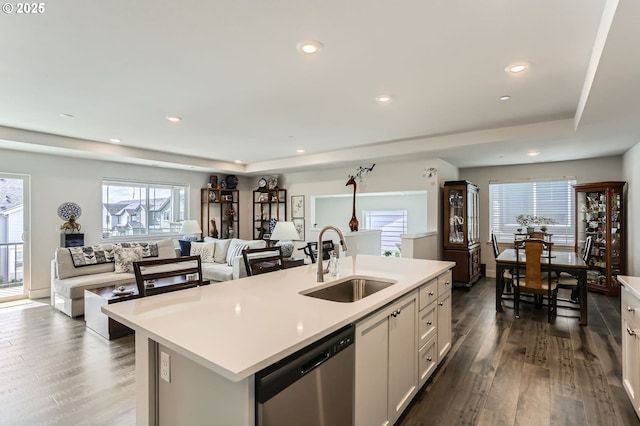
[555, 235, 593, 302]
[242, 246, 284, 276]
[492, 233, 514, 293]
[514, 238, 557, 322]
[529, 231, 546, 239]
[133, 255, 203, 297]
[297, 240, 335, 264]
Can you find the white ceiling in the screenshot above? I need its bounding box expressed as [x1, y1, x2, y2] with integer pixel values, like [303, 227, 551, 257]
[1, 0, 639, 174]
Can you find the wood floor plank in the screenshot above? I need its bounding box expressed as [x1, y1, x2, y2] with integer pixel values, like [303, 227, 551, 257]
[514, 363, 551, 426]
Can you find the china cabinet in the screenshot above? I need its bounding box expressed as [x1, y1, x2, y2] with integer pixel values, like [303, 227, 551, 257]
[200, 188, 239, 239]
[575, 181, 625, 296]
[252, 189, 287, 240]
[442, 180, 481, 287]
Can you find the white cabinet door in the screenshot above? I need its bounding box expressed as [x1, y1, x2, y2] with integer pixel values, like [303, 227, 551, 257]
[355, 306, 391, 426]
[388, 293, 418, 423]
[437, 289, 452, 363]
[355, 291, 418, 426]
[621, 285, 640, 418]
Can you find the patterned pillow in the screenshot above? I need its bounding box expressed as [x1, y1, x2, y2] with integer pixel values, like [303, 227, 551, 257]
[113, 246, 143, 273]
[190, 242, 216, 263]
[226, 239, 249, 266]
[117, 242, 158, 258]
[69, 245, 113, 267]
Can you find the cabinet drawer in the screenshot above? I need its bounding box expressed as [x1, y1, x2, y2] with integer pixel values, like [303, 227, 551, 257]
[419, 279, 438, 310]
[438, 270, 453, 296]
[418, 335, 437, 388]
[418, 302, 437, 348]
[622, 284, 640, 324]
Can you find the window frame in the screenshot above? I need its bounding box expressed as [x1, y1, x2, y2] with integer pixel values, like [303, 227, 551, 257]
[102, 178, 188, 241]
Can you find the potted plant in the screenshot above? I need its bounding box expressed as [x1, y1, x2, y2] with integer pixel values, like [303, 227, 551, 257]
[516, 214, 535, 234]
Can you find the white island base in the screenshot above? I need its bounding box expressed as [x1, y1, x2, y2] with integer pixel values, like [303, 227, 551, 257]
[103, 255, 454, 425]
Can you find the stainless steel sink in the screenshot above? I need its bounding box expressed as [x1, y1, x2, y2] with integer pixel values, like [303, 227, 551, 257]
[301, 276, 396, 302]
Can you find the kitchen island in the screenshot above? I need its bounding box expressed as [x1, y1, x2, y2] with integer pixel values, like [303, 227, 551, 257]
[102, 254, 454, 425]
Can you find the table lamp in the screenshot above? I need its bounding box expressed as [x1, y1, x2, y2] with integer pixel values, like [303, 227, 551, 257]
[270, 221, 299, 258]
[180, 220, 202, 241]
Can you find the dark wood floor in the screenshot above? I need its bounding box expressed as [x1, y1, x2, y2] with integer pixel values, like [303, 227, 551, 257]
[0, 278, 638, 425]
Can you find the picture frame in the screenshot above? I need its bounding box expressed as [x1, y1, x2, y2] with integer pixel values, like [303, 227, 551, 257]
[293, 218, 305, 241]
[209, 175, 218, 188]
[291, 195, 305, 218]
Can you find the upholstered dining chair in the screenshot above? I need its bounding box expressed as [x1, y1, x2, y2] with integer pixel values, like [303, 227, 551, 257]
[555, 235, 593, 302]
[242, 246, 284, 276]
[514, 238, 557, 323]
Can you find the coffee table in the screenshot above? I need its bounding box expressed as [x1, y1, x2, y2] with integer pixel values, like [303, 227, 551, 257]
[84, 285, 138, 340]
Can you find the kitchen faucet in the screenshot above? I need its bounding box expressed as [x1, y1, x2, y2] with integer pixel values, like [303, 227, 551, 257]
[316, 225, 348, 282]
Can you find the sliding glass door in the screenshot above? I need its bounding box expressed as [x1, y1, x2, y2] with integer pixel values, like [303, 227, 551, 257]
[0, 173, 29, 302]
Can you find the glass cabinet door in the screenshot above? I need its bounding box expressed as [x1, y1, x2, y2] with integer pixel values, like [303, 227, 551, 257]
[448, 189, 464, 244]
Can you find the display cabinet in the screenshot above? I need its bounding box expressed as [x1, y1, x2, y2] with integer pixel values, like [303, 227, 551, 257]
[252, 189, 287, 240]
[200, 188, 239, 239]
[442, 180, 481, 287]
[575, 181, 625, 296]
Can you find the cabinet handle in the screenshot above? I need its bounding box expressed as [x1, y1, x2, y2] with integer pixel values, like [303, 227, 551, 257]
[426, 321, 432, 325]
[396, 309, 401, 316]
[426, 356, 433, 362]
[627, 327, 637, 336]
[628, 306, 635, 312]
[428, 291, 435, 296]
[445, 281, 450, 286]
[439, 302, 444, 306]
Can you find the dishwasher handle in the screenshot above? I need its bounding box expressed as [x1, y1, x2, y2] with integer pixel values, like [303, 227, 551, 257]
[300, 351, 331, 375]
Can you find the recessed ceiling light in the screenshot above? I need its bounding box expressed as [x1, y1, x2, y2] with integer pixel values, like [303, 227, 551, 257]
[296, 149, 305, 154]
[505, 63, 529, 73]
[109, 138, 121, 143]
[499, 95, 511, 101]
[376, 95, 392, 104]
[527, 151, 540, 157]
[234, 160, 242, 164]
[59, 113, 75, 118]
[165, 116, 182, 122]
[297, 40, 323, 54]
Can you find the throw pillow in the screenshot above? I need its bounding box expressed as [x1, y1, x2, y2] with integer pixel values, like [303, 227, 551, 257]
[113, 246, 143, 273]
[226, 239, 249, 266]
[213, 239, 231, 263]
[190, 242, 216, 263]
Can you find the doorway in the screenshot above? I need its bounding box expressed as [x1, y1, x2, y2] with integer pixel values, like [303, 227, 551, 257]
[0, 173, 29, 302]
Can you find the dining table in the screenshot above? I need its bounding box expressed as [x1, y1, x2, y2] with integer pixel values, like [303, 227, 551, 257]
[495, 248, 589, 325]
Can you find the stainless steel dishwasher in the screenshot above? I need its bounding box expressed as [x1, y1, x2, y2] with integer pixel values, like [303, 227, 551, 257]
[255, 324, 355, 426]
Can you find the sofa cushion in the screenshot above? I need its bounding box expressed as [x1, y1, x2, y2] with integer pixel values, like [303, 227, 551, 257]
[54, 272, 136, 299]
[190, 241, 216, 263]
[114, 246, 143, 273]
[213, 239, 231, 263]
[201, 263, 233, 282]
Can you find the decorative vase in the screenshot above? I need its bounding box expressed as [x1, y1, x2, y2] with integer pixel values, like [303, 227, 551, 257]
[210, 219, 219, 239]
[526, 226, 534, 235]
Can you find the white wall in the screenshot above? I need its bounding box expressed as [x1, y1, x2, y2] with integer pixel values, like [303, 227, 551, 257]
[0, 149, 216, 298]
[460, 155, 625, 277]
[279, 158, 459, 257]
[623, 143, 640, 276]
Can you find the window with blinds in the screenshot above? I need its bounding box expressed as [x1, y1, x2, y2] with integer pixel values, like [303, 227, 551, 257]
[362, 210, 407, 255]
[489, 179, 576, 245]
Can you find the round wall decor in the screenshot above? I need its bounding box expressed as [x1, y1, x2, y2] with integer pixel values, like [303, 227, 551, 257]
[57, 202, 82, 220]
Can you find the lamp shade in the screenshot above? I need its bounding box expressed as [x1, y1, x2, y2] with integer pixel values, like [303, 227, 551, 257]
[270, 221, 299, 258]
[180, 220, 202, 241]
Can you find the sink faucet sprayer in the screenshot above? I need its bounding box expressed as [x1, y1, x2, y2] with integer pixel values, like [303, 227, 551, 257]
[316, 226, 348, 282]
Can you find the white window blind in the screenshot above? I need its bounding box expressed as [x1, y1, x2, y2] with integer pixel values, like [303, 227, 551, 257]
[489, 179, 576, 245]
[362, 210, 407, 254]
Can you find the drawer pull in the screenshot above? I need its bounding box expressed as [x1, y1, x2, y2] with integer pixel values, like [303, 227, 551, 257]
[627, 327, 638, 336]
[426, 356, 433, 362]
[445, 281, 450, 286]
[429, 291, 435, 296]
[439, 302, 444, 306]
[628, 306, 635, 312]
[426, 321, 432, 325]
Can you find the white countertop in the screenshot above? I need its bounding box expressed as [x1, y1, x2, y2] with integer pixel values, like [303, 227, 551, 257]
[618, 275, 640, 299]
[102, 255, 454, 382]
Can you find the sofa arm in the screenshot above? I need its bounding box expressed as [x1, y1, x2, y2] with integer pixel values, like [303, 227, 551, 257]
[50, 259, 58, 306]
[232, 255, 249, 280]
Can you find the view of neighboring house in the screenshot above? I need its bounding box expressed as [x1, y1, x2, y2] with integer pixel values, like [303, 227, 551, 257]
[0, 178, 24, 284]
[102, 197, 175, 237]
